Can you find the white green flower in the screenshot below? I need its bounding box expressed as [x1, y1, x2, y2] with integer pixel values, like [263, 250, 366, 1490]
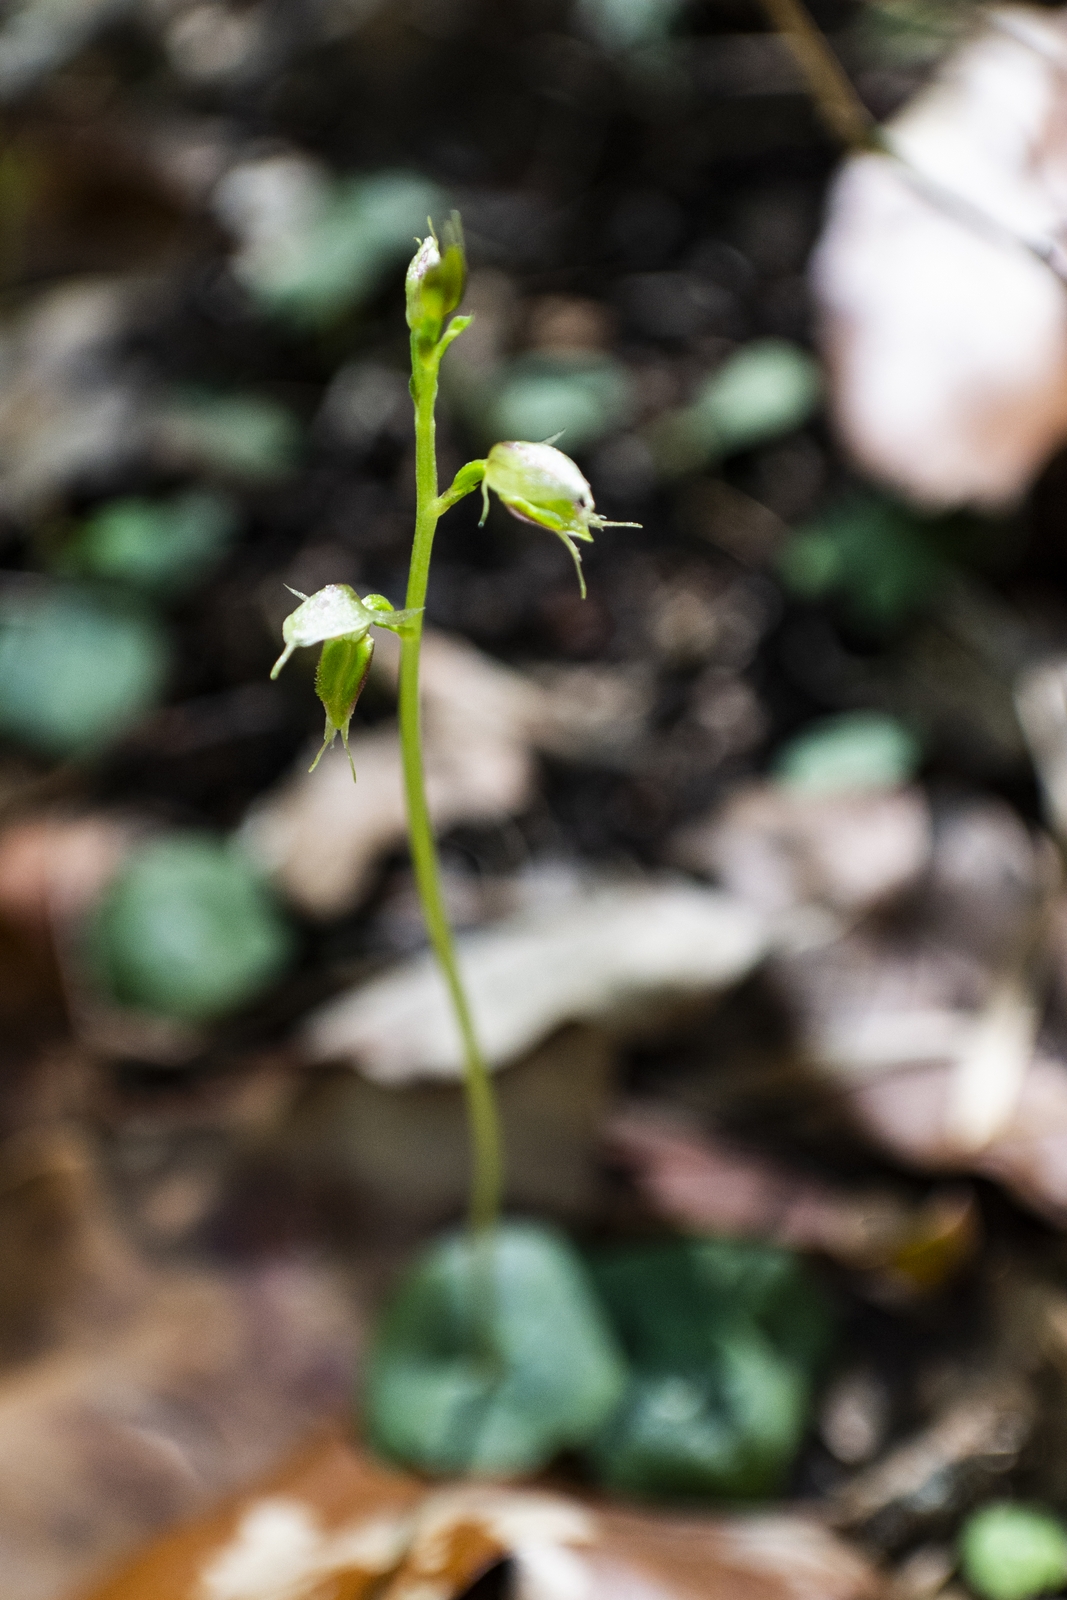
[271, 584, 420, 775]
[481, 440, 639, 596]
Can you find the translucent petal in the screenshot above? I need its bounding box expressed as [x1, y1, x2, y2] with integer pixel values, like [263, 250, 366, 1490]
[281, 584, 373, 651]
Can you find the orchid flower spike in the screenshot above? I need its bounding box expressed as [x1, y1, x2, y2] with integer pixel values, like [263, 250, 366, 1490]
[270, 584, 421, 778]
[480, 440, 640, 597]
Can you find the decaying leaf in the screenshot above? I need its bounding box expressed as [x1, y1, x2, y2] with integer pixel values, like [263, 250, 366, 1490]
[80, 1434, 422, 1600]
[812, 6, 1067, 507]
[829, 1374, 1034, 1546]
[81, 1430, 884, 1600]
[0, 813, 138, 933]
[607, 1110, 979, 1291]
[744, 792, 1067, 1221]
[0, 281, 149, 513]
[300, 879, 769, 1082]
[239, 632, 541, 919]
[672, 782, 931, 915]
[1016, 655, 1067, 844]
[0, 1124, 357, 1600]
[846, 1051, 1067, 1226]
[286, 1026, 617, 1232]
[0, 1123, 147, 1365]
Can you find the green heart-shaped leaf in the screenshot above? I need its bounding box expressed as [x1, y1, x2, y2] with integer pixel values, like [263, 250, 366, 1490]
[586, 1238, 834, 1500]
[88, 833, 294, 1022]
[0, 587, 168, 756]
[366, 1220, 628, 1477]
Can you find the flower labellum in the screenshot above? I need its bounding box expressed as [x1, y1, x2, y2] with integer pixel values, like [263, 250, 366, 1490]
[270, 583, 421, 777]
[406, 214, 466, 345]
[481, 440, 640, 597]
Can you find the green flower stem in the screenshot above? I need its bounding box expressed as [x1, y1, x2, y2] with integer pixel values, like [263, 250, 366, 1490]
[400, 334, 502, 1235]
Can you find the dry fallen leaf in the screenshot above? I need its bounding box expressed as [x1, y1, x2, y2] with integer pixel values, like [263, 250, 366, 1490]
[846, 1051, 1067, 1226]
[1016, 655, 1067, 843]
[287, 1026, 617, 1233]
[743, 791, 1067, 1222]
[812, 6, 1067, 508]
[0, 1124, 357, 1600]
[829, 1374, 1033, 1543]
[240, 712, 532, 922]
[300, 879, 770, 1083]
[81, 1430, 884, 1600]
[671, 783, 931, 916]
[607, 1109, 979, 1291]
[0, 280, 149, 513]
[0, 812, 137, 933]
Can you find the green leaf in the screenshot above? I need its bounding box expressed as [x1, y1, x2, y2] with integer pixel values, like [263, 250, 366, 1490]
[576, 0, 688, 49]
[245, 171, 445, 326]
[61, 490, 238, 598]
[88, 834, 294, 1021]
[0, 587, 168, 756]
[592, 1339, 808, 1499]
[485, 356, 632, 454]
[652, 340, 821, 474]
[693, 340, 821, 455]
[773, 711, 921, 795]
[366, 1221, 628, 1477]
[160, 392, 302, 481]
[586, 1239, 834, 1500]
[779, 495, 947, 630]
[960, 1505, 1067, 1600]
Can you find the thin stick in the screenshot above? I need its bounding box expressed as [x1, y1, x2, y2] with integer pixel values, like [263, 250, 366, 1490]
[757, 0, 877, 150]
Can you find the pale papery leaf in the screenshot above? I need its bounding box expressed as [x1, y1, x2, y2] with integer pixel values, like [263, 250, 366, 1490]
[670, 783, 932, 916]
[299, 880, 769, 1083]
[812, 6, 1067, 508]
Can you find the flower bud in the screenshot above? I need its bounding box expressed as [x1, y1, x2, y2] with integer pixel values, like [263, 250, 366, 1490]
[312, 632, 375, 774]
[270, 583, 421, 777]
[405, 215, 466, 344]
[481, 440, 640, 597]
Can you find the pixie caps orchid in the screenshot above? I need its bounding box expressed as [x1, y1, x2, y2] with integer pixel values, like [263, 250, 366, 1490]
[480, 440, 640, 597]
[263, 218, 647, 1400]
[271, 584, 420, 776]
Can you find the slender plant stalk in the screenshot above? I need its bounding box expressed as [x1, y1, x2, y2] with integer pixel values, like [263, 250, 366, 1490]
[399, 333, 503, 1235]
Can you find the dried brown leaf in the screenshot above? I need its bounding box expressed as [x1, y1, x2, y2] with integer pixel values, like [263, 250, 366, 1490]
[607, 1109, 978, 1290]
[80, 1434, 884, 1600]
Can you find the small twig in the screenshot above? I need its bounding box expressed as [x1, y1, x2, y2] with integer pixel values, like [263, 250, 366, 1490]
[756, 0, 1067, 288]
[757, 0, 878, 151]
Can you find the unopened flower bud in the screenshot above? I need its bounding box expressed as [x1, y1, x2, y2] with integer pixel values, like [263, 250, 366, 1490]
[270, 584, 421, 777]
[406, 215, 466, 344]
[312, 632, 375, 774]
[481, 440, 640, 597]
